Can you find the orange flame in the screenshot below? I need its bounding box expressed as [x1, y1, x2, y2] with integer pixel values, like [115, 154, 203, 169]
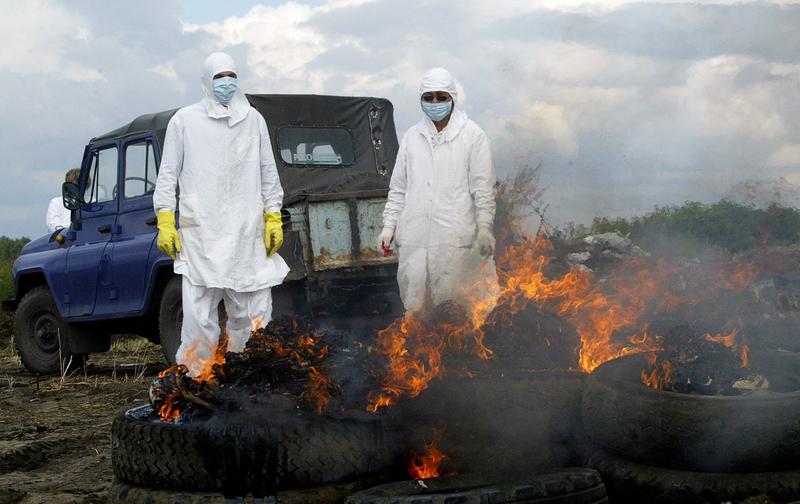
[640, 353, 673, 390]
[369, 233, 761, 409]
[704, 329, 749, 368]
[719, 260, 759, 291]
[159, 395, 181, 421]
[156, 365, 189, 421]
[704, 329, 738, 349]
[306, 366, 332, 415]
[179, 332, 228, 382]
[408, 439, 448, 480]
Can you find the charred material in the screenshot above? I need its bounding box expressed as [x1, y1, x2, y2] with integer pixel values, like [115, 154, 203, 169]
[149, 317, 341, 420]
[481, 295, 580, 370]
[641, 323, 759, 395]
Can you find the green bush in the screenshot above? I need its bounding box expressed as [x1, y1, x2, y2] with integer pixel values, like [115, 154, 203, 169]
[584, 201, 800, 253]
[0, 236, 29, 341]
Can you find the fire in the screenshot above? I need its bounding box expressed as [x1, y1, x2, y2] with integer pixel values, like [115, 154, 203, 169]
[179, 332, 229, 383]
[408, 439, 448, 480]
[368, 232, 762, 410]
[640, 353, 673, 390]
[719, 260, 759, 291]
[367, 317, 444, 412]
[155, 365, 190, 421]
[704, 330, 750, 368]
[641, 329, 751, 391]
[306, 366, 332, 415]
[159, 395, 181, 421]
[496, 238, 670, 373]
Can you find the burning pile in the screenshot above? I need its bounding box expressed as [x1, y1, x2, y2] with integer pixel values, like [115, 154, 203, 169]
[640, 324, 762, 395]
[150, 317, 335, 421]
[366, 233, 766, 411]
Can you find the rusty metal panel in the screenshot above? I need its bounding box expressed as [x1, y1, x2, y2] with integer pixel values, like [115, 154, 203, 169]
[357, 198, 397, 266]
[308, 201, 353, 270]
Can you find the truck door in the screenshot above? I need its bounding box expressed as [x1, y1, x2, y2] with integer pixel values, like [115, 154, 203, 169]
[65, 143, 119, 318]
[105, 135, 159, 316]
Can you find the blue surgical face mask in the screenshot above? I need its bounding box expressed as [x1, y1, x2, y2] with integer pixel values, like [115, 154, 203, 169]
[421, 100, 452, 122]
[213, 76, 238, 103]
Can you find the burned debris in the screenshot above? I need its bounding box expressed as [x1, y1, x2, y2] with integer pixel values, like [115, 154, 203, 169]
[149, 317, 339, 421]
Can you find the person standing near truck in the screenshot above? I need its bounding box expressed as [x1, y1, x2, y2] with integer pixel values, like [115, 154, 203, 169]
[153, 51, 289, 377]
[46, 168, 80, 232]
[379, 67, 499, 316]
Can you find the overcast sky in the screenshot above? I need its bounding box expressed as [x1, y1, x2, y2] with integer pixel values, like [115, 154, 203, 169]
[2, 0, 800, 238]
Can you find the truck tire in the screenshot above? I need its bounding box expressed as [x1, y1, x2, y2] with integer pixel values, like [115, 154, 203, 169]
[112, 404, 404, 493]
[345, 469, 609, 504]
[14, 286, 78, 374]
[158, 276, 182, 364]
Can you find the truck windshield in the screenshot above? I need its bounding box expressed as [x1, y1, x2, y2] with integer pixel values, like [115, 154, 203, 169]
[277, 127, 355, 167]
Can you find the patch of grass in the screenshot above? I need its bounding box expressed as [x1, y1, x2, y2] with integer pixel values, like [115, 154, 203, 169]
[110, 334, 161, 353]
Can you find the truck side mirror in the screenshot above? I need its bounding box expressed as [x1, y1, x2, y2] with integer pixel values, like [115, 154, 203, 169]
[62, 181, 82, 211]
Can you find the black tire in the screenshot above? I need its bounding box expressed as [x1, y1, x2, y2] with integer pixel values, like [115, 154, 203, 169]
[582, 350, 800, 472]
[13, 286, 77, 374]
[345, 469, 608, 504]
[112, 404, 404, 493]
[158, 276, 182, 364]
[111, 478, 367, 503]
[587, 446, 800, 504]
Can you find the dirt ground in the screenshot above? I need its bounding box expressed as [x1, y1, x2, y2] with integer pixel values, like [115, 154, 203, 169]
[0, 336, 167, 504]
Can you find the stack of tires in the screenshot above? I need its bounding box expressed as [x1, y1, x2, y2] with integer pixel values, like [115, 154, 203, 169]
[581, 351, 800, 503]
[111, 404, 405, 503]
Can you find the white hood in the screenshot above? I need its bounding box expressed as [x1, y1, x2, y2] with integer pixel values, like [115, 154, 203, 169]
[418, 67, 458, 102]
[418, 67, 466, 141]
[200, 51, 250, 127]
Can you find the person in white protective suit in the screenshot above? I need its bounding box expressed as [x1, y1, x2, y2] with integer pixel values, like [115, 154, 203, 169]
[153, 52, 290, 376]
[379, 67, 499, 315]
[46, 168, 80, 232]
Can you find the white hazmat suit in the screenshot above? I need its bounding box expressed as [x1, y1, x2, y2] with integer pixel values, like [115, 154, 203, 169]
[46, 196, 71, 232]
[153, 52, 289, 375]
[382, 68, 499, 314]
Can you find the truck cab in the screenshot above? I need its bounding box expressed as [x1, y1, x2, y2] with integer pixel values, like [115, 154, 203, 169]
[5, 95, 400, 374]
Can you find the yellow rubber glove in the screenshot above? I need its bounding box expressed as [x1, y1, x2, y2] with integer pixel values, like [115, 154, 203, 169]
[156, 210, 181, 260]
[264, 211, 283, 256]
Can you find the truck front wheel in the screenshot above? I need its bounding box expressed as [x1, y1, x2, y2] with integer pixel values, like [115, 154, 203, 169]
[14, 286, 78, 374]
[158, 276, 182, 365]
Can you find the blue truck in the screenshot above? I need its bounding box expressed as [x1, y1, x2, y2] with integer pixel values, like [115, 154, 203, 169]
[4, 94, 400, 374]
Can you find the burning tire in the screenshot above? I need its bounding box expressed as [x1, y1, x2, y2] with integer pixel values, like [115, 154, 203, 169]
[112, 404, 403, 493]
[587, 447, 800, 503]
[345, 468, 609, 504]
[582, 350, 800, 472]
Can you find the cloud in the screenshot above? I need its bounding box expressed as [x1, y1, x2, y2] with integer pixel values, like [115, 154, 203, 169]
[2, 0, 800, 238]
[768, 144, 800, 168]
[0, 0, 104, 82]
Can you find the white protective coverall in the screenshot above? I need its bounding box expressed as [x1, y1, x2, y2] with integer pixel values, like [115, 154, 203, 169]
[153, 52, 290, 375]
[382, 68, 499, 314]
[46, 196, 71, 232]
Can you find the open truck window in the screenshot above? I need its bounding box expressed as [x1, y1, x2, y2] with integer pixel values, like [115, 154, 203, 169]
[277, 127, 355, 166]
[84, 146, 117, 204]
